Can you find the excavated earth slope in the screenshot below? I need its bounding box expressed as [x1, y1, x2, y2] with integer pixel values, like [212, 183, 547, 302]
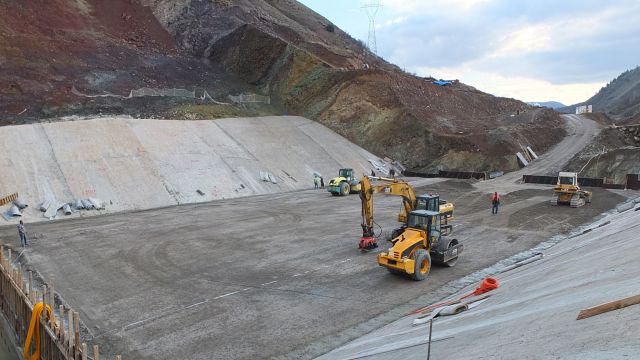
[144, 0, 565, 171]
[1, 0, 565, 172]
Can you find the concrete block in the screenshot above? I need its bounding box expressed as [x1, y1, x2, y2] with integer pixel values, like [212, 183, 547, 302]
[516, 152, 529, 167]
[616, 202, 634, 213]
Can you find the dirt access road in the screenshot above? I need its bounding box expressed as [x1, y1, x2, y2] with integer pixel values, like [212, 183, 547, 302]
[0, 114, 617, 360]
[501, 114, 599, 181]
[475, 114, 601, 194]
[525, 114, 601, 176]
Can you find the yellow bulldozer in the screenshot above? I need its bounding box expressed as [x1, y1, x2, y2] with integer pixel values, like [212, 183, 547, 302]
[359, 176, 462, 280]
[550, 172, 592, 208]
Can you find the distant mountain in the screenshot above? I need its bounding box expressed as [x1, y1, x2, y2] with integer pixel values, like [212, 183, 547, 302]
[561, 66, 640, 121]
[528, 101, 565, 109]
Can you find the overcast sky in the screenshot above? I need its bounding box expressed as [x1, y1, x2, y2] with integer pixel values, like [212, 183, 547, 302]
[298, 0, 640, 105]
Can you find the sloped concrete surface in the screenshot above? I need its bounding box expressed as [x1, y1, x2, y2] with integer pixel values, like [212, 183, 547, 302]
[319, 205, 640, 360]
[0, 116, 379, 222]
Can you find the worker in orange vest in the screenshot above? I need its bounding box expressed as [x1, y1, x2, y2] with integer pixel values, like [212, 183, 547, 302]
[491, 192, 500, 214]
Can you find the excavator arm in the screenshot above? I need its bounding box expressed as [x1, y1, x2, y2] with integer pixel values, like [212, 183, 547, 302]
[359, 176, 417, 250]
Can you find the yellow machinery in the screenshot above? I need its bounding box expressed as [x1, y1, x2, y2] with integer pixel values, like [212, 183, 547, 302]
[359, 176, 462, 280]
[377, 210, 462, 280]
[360, 176, 463, 280]
[550, 172, 592, 208]
[358, 176, 454, 250]
[327, 168, 362, 196]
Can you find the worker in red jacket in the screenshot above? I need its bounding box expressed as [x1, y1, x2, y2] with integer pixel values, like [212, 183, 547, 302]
[491, 192, 500, 214]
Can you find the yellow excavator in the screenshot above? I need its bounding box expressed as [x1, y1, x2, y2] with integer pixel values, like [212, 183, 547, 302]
[358, 176, 454, 250]
[359, 176, 462, 280]
[550, 172, 592, 208]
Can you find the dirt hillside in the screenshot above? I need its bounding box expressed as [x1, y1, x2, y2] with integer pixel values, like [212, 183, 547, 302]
[1, 0, 565, 172]
[565, 124, 640, 183]
[562, 66, 640, 123]
[561, 67, 640, 181]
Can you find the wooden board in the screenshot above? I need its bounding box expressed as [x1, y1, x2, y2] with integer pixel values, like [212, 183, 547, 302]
[577, 294, 640, 320]
[0, 193, 18, 206]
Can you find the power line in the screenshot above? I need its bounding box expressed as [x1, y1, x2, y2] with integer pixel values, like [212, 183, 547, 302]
[362, 0, 382, 55]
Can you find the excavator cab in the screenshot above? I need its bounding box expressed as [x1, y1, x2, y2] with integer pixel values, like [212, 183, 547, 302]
[415, 195, 440, 212]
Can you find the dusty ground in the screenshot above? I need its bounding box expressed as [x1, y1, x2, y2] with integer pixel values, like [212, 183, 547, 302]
[320, 198, 640, 360]
[0, 179, 625, 360]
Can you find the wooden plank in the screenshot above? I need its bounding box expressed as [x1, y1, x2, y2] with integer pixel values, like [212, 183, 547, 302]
[28, 271, 33, 304]
[0, 192, 18, 206]
[74, 312, 80, 360]
[68, 309, 74, 353]
[577, 294, 640, 320]
[59, 305, 65, 342]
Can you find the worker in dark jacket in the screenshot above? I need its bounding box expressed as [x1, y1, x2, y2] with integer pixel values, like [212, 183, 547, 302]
[17, 220, 28, 247]
[491, 192, 500, 214]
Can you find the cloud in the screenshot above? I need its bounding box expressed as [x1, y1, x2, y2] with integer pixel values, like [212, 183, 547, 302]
[301, 0, 640, 104]
[488, 24, 554, 59]
[414, 65, 603, 104]
[380, 0, 492, 13]
[375, 16, 407, 29]
[371, 0, 640, 103]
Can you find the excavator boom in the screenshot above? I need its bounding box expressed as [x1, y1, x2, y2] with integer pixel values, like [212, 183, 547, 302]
[359, 176, 416, 249]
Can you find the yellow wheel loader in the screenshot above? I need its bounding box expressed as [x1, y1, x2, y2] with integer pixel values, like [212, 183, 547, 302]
[550, 172, 592, 208]
[327, 168, 361, 196]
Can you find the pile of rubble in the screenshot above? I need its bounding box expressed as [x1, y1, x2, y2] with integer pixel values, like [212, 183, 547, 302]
[1, 196, 106, 221]
[38, 198, 106, 219]
[616, 125, 640, 145]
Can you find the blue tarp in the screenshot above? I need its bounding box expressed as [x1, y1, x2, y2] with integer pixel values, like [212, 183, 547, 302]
[432, 80, 453, 86]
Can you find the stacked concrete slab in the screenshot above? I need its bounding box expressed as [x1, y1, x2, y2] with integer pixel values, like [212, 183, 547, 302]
[0, 116, 380, 222]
